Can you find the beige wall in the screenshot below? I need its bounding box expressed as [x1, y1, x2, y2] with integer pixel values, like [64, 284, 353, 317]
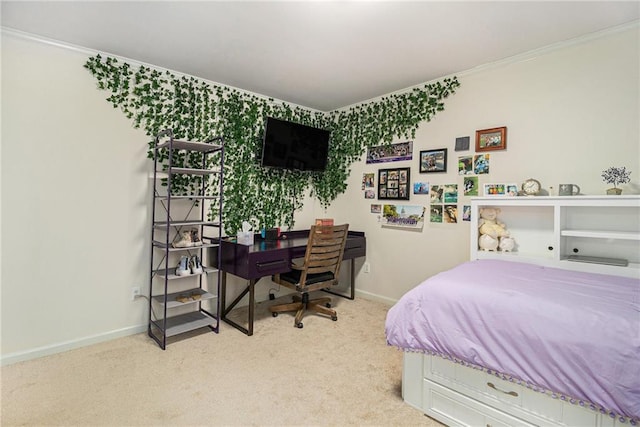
[295, 23, 640, 303]
[2, 23, 638, 363]
[2, 33, 151, 362]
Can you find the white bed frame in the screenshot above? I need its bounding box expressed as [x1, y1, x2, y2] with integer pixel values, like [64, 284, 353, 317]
[401, 196, 639, 426]
[402, 352, 628, 427]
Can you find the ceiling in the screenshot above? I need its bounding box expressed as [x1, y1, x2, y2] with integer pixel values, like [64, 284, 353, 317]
[2, 1, 639, 111]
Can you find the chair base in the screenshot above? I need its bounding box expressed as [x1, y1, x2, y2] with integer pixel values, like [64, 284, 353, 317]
[269, 293, 337, 328]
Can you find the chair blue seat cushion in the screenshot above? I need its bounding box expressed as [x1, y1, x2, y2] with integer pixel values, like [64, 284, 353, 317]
[280, 269, 335, 286]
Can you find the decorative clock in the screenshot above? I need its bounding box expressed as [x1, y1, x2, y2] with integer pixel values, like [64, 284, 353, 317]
[520, 178, 542, 196]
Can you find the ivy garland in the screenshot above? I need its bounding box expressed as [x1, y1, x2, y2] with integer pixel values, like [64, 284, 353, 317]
[84, 55, 460, 234]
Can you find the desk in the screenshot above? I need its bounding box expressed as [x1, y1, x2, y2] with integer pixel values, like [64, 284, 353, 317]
[212, 230, 366, 336]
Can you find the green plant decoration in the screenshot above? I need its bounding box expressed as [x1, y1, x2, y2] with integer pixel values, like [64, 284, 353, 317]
[84, 54, 460, 234]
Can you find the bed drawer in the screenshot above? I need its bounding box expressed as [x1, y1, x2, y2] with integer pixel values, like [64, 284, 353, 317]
[428, 356, 525, 406]
[424, 379, 535, 427]
[423, 354, 600, 427]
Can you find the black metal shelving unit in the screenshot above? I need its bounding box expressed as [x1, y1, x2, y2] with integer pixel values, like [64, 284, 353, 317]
[148, 129, 224, 349]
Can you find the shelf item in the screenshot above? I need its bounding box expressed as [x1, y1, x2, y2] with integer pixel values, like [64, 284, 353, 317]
[470, 196, 640, 278]
[148, 129, 224, 349]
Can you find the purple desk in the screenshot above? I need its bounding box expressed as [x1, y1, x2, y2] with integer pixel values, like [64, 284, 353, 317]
[215, 230, 366, 336]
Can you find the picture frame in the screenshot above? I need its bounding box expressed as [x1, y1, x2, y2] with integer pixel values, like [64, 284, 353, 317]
[454, 136, 470, 151]
[483, 183, 507, 196]
[366, 141, 413, 164]
[475, 126, 507, 152]
[419, 148, 447, 173]
[378, 167, 410, 200]
[483, 183, 519, 196]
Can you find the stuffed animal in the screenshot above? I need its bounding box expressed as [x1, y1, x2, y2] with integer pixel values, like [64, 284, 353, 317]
[478, 207, 513, 251]
[479, 234, 500, 251]
[498, 236, 516, 252]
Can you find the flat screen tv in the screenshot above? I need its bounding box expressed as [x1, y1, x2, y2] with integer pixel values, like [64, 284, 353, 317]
[260, 117, 330, 172]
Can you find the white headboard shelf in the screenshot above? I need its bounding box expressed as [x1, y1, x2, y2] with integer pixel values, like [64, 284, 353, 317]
[470, 195, 640, 279]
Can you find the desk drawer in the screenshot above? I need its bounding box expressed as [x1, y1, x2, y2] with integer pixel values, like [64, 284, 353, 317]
[248, 251, 290, 278]
[255, 258, 289, 275]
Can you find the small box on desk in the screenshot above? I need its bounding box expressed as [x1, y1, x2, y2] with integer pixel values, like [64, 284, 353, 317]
[236, 231, 254, 245]
[264, 228, 279, 241]
[315, 218, 334, 226]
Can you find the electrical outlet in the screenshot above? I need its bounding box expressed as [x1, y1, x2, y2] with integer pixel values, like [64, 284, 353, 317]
[131, 286, 141, 301]
[364, 262, 371, 273]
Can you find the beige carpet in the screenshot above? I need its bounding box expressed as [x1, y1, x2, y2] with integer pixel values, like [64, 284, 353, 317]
[1, 295, 441, 426]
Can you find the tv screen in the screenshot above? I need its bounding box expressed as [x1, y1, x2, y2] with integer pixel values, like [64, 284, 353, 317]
[260, 117, 330, 171]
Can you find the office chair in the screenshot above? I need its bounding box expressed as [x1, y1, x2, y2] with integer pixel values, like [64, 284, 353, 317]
[269, 224, 349, 328]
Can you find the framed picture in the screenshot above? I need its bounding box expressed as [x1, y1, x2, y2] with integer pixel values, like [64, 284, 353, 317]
[483, 183, 507, 196]
[482, 182, 518, 196]
[476, 126, 507, 152]
[378, 167, 410, 200]
[366, 141, 413, 164]
[419, 148, 447, 173]
[455, 136, 470, 151]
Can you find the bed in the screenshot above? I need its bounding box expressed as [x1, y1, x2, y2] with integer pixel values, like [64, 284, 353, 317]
[385, 259, 640, 427]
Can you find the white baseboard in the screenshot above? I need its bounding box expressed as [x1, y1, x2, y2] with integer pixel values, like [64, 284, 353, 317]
[2, 290, 397, 366]
[1, 324, 147, 366]
[354, 289, 398, 306]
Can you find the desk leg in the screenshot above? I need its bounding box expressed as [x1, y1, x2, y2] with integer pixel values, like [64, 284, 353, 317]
[220, 271, 227, 320]
[220, 277, 257, 336]
[323, 258, 355, 300]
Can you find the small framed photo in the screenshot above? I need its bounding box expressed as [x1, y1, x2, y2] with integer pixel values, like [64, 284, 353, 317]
[378, 167, 410, 200]
[419, 148, 447, 173]
[483, 183, 507, 196]
[476, 126, 507, 152]
[455, 136, 470, 151]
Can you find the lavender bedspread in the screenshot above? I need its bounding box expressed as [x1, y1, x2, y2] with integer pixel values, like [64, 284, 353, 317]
[385, 259, 640, 420]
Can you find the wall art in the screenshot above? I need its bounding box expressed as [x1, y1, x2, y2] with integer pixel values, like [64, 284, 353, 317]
[362, 173, 375, 189]
[419, 148, 447, 173]
[458, 155, 473, 175]
[473, 154, 490, 174]
[444, 205, 458, 223]
[462, 205, 472, 221]
[443, 184, 458, 203]
[413, 182, 429, 195]
[455, 136, 470, 151]
[366, 141, 413, 164]
[378, 167, 410, 200]
[429, 205, 443, 223]
[430, 185, 443, 204]
[381, 204, 425, 230]
[463, 176, 479, 196]
[476, 126, 507, 152]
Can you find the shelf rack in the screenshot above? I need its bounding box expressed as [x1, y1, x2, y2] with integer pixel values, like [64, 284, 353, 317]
[148, 129, 224, 349]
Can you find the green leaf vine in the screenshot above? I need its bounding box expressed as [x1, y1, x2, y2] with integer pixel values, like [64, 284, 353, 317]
[84, 54, 460, 234]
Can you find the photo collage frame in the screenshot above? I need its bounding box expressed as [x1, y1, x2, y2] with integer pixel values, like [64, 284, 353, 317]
[378, 167, 410, 200]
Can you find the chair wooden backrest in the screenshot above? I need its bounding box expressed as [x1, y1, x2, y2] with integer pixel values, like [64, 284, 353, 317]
[284, 224, 349, 293]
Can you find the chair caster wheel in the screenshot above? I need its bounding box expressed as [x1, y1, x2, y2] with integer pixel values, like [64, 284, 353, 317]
[295, 322, 303, 328]
[272, 312, 278, 317]
[331, 316, 338, 321]
[325, 303, 332, 308]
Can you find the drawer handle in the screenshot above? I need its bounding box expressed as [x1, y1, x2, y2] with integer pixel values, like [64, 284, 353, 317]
[256, 260, 287, 269]
[487, 382, 518, 397]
